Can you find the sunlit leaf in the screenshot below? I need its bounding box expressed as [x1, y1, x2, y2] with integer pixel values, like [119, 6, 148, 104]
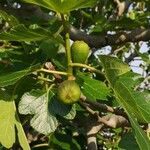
[115, 74, 150, 122]
[0, 99, 15, 148]
[0, 64, 40, 87]
[99, 55, 130, 85]
[19, 89, 58, 135]
[15, 119, 31, 150]
[23, 0, 97, 14]
[0, 90, 30, 149]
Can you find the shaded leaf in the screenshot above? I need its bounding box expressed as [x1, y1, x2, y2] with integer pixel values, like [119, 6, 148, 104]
[0, 10, 19, 26]
[79, 73, 110, 101]
[0, 64, 40, 87]
[23, 0, 97, 14]
[40, 39, 60, 59]
[0, 24, 51, 42]
[119, 132, 139, 150]
[50, 132, 81, 150]
[128, 111, 150, 150]
[49, 93, 76, 120]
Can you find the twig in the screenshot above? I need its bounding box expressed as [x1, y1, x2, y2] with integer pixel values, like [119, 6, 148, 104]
[45, 62, 62, 80]
[32, 143, 49, 149]
[38, 68, 68, 76]
[87, 122, 104, 150]
[37, 76, 55, 82]
[70, 63, 104, 76]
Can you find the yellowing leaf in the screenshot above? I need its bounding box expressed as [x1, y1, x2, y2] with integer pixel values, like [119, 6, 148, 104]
[0, 100, 16, 148]
[0, 91, 30, 149]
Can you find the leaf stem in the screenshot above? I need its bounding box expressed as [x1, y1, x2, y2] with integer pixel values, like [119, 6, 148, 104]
[37, 76, 55, 82]
[32, 143, 49, 149]
[38, 68, 68, 76]
[69, 63, 104, 76]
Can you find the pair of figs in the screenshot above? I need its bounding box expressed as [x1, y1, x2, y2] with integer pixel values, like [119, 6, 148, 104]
[58, 41, 90, 104]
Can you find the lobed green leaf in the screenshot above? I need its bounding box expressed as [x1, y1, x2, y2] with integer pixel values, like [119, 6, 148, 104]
[100, 55, 150, 149]
[0, 91, 30, 149]
[19, 89, 58, 135]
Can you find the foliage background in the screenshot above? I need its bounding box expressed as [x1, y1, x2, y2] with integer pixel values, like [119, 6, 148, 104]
[0, 0, 150, 150]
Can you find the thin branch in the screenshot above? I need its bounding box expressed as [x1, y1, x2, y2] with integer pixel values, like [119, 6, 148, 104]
[32, 143, 49, 149]
[70, 63, 104, 76]
[38, 68, 68, 76]
[37, 76, 55, 82]
[45, 62, 62, 80]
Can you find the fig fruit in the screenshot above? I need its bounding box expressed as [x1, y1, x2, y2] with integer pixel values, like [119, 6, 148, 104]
[71, 41, 90, 63]
[57, 80, 81, 104]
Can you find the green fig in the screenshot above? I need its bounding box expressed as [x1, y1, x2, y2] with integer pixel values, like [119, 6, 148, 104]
[71, 41, 90, 63]
[57, 80, 81, 104]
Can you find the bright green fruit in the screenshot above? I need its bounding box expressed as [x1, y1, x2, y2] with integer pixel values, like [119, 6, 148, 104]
[71, 41, 90, 63]
[57, 80, 81, 104]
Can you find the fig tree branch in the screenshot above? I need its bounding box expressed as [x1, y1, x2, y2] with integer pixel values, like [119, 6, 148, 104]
[79, 100, 129, 128]
[84, 99, 115, 113]
[69, 26, 150, 48]
[86, 117, 104, 150]
[1, 3, 150, 49]
[84, 99, 128, 117]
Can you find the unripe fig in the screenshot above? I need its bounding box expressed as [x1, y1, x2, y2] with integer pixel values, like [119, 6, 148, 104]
[57, 80, 81, 104]
[71, 41, 90, 63]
